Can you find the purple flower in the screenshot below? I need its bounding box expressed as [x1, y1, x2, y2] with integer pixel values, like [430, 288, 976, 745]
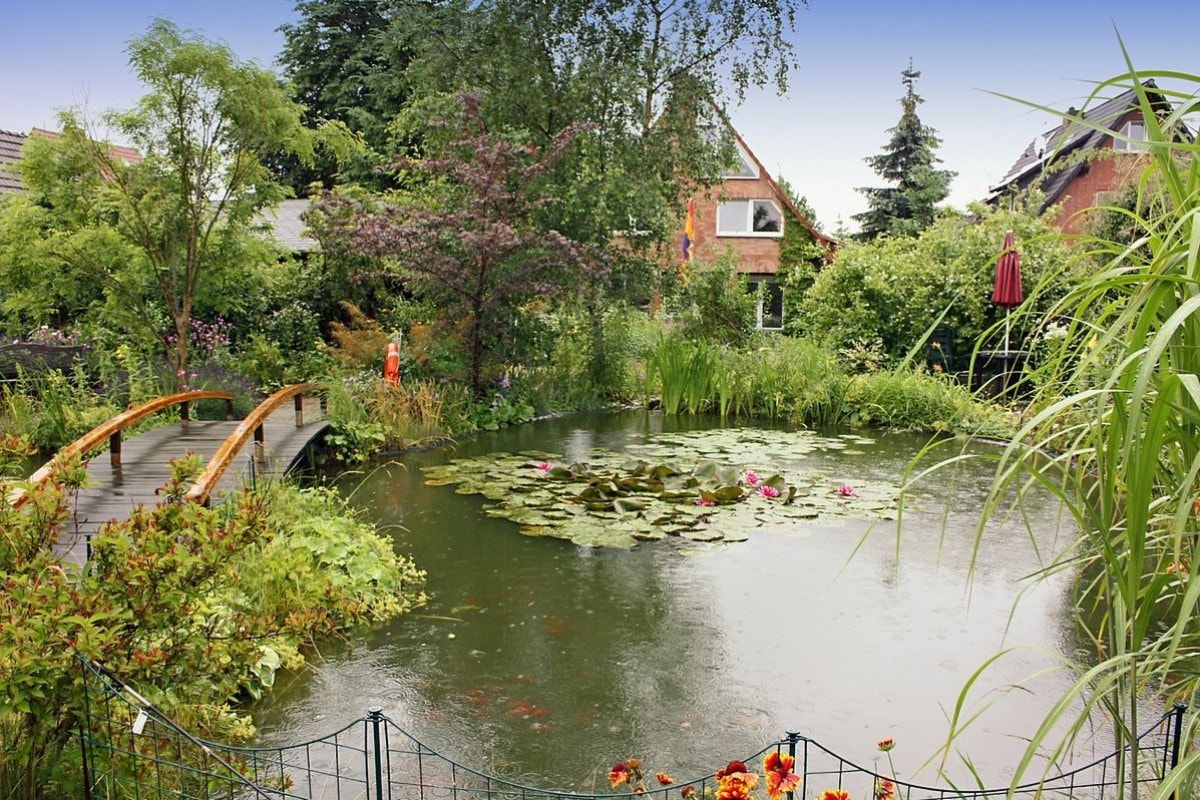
[500, 373, 511, 390]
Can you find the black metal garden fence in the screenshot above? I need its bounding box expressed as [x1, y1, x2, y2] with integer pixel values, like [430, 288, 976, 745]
[78, 657, 1188, 800]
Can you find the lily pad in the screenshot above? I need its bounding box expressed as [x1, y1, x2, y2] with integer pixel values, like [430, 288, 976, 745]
[419, 429, 902, 548]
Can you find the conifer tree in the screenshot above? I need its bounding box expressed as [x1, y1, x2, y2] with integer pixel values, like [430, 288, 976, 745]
[854, 62, 955, 239]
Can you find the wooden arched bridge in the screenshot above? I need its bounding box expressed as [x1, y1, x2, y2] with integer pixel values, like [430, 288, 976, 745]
[9, 383, 329, 566]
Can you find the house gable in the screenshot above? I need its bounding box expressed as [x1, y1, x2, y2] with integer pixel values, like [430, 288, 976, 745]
[687, 125, 835, 276]
[986, 80, 1180, 233]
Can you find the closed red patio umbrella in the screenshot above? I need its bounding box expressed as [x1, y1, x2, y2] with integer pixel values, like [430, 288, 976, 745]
[992, 229, 1023, 352]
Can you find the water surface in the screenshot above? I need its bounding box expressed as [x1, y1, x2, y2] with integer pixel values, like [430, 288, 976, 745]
[253, 412, 1088, 789]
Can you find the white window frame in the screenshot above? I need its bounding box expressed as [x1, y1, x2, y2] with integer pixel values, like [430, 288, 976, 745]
[716, 199, 784, 237]
[1113, 119, 1148, 152]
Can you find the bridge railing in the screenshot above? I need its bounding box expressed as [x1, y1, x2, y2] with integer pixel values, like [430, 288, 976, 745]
[7, 389, 234, 510]
[185, 382, 325, 506]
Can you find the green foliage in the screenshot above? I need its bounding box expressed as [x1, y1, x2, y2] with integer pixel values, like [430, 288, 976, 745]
[675, 255, 757, 346]
[276, 0, 409, 190]
[0, 465, 424, 797]
[638, 329, 1004, 435]
[854, 64, 955, 240]
[0, 368, 120, 451]
[791, 204, 1074, 362]
[5, 20, 348, 391]
[322, 372, 468, 460]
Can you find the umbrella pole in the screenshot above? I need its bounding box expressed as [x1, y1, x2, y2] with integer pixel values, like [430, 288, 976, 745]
[1004, 309, 1012, 354]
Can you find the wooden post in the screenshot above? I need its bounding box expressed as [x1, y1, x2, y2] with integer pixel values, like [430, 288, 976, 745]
[294, 393, 304, 427]
[180, 401, 190, 422]
[253, 425, 266, 466]
[109, 430, 122, 467]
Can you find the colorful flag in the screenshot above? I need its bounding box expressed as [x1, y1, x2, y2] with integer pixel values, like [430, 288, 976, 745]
[680, 199, 696, 285]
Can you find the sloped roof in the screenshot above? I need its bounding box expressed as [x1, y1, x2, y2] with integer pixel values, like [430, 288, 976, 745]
[988, 80, 1172, 208]
[0, 128, 144, 195]
[260, 198, 319, 253]
[728, 126, 838, 251]
[0, 130, 26, 194]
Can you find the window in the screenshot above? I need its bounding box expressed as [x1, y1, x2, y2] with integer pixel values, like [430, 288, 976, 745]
[1113, 119, 1148, 152]
[746, 280, 784, 330]
[724, 140, 759, 179]
[717, 199, 783, 236]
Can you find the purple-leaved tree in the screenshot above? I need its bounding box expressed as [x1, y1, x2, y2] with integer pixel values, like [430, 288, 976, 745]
[313, 93, 600, 398]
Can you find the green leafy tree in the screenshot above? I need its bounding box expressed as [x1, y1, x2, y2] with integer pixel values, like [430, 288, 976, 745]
[793, 203, 1072, 361]
[312, 94, 600, 398]
[276, 0, 412, 190]
[854, 63, 955, 239]
[10, 20, 348, 390]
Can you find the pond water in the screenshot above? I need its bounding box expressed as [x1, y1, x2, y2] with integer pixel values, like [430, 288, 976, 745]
[251, 412, 1091, 790]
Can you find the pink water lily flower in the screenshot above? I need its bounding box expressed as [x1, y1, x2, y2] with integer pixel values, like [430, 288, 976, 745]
[744, 470, 761, 486]
[695, 497, 716, 507]
[536, 461, 552, 472]
[838, 484, 857, 497]
[759, 485, 780, 499]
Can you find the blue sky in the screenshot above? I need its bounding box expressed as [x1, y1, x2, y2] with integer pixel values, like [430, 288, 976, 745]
[3, 1, 1198, 230]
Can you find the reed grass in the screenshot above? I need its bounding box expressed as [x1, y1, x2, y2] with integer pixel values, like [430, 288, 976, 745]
[918, 59, 1200, 796]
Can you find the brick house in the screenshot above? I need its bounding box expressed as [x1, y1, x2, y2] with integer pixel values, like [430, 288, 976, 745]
[986, 80, 1181, 233]
[683, 128, 835, 329]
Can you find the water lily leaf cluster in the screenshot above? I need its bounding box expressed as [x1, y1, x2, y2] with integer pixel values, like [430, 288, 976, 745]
[421, 429, 899, 548]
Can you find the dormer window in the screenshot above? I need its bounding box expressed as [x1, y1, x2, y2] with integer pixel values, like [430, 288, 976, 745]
[717, 199, 783, 236]
[1113, 119, 1148, 152]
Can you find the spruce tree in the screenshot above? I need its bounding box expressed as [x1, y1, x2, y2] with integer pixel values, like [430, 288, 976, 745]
[854, 62, 955, 239]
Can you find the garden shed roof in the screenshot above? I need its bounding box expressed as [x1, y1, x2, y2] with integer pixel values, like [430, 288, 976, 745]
[260, 198, 319, 254]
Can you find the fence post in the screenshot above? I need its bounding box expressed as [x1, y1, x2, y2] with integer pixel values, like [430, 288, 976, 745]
[1171, 701, 1188, 769]
[786, 732, 801, 800]
[369, 706, 385, 800]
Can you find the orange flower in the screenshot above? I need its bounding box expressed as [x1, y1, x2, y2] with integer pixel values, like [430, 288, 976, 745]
[716, 761, 749, 779]
[873, 778, 895, 800]
[609, 763, 629, 788]
[819, 790, 851, 800]
[717, 770, 759, 800]
[681, 788, 696, 799]
[876, 738, 895, 753]
[763, 752, 801, 800]
[657, 773, 676, 786]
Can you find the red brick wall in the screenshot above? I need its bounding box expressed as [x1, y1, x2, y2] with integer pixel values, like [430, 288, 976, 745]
[689, 174, 785, 275]
[1052, 152, 1145, 234]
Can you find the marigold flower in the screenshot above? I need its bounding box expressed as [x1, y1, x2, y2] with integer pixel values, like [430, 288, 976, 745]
[716, 771, 758, 800]
[657, 773, 675, 786]
[763, 752, 800, 800]
[609, 763, 629, 788]
[873, 778, 895, 800]
[876, 738, 895, 753]
[818, 790, 851, 800]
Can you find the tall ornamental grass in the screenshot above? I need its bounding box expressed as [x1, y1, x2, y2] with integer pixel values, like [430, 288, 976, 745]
[923, 62, 1200, 797]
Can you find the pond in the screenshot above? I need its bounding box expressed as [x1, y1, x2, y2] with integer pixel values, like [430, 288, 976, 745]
[251, 411, 1089, 790]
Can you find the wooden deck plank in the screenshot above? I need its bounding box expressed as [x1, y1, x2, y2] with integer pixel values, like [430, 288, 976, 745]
[55, 396, 328, 567]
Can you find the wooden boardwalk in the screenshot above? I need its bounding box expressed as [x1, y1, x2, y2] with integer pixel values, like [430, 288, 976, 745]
[54, 395, 328, 567]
